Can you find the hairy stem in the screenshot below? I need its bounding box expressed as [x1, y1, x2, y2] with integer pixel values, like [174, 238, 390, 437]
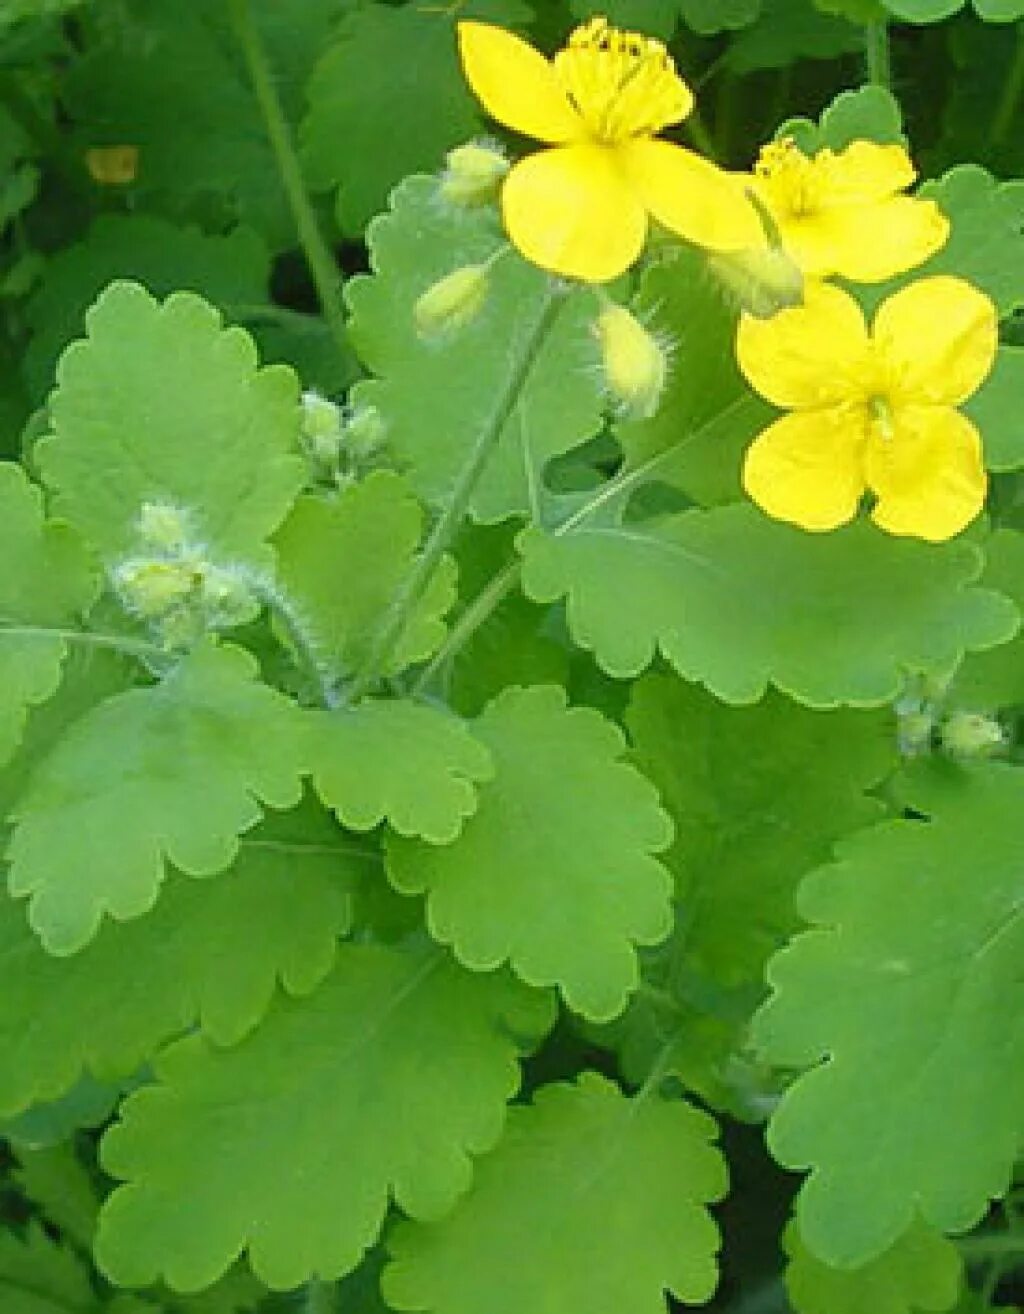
[226, 0, 348, 363]
[345, 284, 563, 703]
[0, 622, 168, 664]
[864, 19, 892, 90]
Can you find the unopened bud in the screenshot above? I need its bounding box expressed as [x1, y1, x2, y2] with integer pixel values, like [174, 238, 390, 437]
[440, 141, 509, 206]
[300, 390, 344, 468]
[113, 557, 197, 620]
[593, 304, 669, 420]
[136, 501, 192, 555]
[341, 404, 387, 461]
[939, 711, 1006, 760]
[414, 263, 490, 338]
[198, 565, 260, 628]
[708, 245, 804, 319]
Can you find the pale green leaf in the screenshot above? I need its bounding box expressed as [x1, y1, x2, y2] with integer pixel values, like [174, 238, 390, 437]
[95, 942, 554, 1290]
[273, 473, 457, 681]
[518, 504, 1018, 707]
[40, 281, 304, 564]
[7, 641, 307, 955]
[752, 761, 1024, 1266]
[384, 1072, 727, 1314]
[625, 673, 892, 984]
[308, 699, 493, 844]
[345, 176, 603, 518]
[0, 462, 99, 771]
[0, 1224, 97, 1313]
[784, 1218, 963, 1314]
[0, 801, 357, 1116]
[387, 685, 674, 1021]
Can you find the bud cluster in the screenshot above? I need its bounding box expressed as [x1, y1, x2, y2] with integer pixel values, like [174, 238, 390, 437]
[895, 682, 1008, 761]
[299, 393, 387, 487]
[111, 501, 260, 648]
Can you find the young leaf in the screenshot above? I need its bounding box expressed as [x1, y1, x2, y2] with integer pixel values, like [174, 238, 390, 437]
[95, 942, 554, 1291]
[784, 1218, 963, 1314]
[386, 685, 674, 1022]
[7, 641, 307, 955]
[0, 1223, 97, 1313]
[0, 802, 356, 1116]
[0, 462, 98, 772]
[40, 281, 304, 564]
[625, 673, 893, 984]
[345, 176, 603, 519]
[383, 1071, 727, 1314]
[273, 473, 457, 680]
[519, 504, 1018, 708]
[752, 762, 1024, 1266]
[308, 699, 493, 844]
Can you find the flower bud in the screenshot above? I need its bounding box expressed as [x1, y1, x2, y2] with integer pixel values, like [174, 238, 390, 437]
[300, 390, 344, 468]
[414, 263, 490, 338]
[113, 557, 197, 620]
[939, 711, 1006, 760]
[136, 501, 192, 555]
[440, 141, 509, 206]
[707, 245, 804, 319]
[593, 304, 669, 420]
[341, 403, 387, 461]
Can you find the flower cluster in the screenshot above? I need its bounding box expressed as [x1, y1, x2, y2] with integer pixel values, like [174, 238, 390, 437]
[450, 13, 998, 544]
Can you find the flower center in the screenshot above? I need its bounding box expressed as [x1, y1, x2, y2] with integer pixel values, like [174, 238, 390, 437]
[553, 16, 693, 144]
[753, 138, 821, 219]
[867, 393, 896, 442]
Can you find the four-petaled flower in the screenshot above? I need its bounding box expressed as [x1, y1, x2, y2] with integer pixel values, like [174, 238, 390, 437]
[744, 137, 949, 281]
[456, 16, 761, 282]
[737, 276, 997, 542]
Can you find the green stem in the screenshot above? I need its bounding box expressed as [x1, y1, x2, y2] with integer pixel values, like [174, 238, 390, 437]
[683, 107, 718, 160]
[0, 622, 167, 664]
[958, 1232, 1024, 1261]
[303, 1279, 336, 1314]
[226, 0, 348, 363]
[864, 20, 892, 90]
[224, 302, 330, 333]
[345, 284, 563, 703]
[246, 574, 340, 709]
[991, 22, 1024, 148]
[411, 558, 521, 696]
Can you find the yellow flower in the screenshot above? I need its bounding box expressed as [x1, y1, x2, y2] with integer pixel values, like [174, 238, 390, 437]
[737, 276, 997, 542]
[456, 16, 762, 282]
[744, 137, 949, 282]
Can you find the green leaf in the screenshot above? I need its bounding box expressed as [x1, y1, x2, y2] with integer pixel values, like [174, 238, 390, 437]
[518, 504, 1018, 707]
[387, 685, 673, 1022]
[274, 473, 457, 681]
[0, 1223, 98, 1313]
[723, 0, 863, 73]
[915, 166, 1024, 317]
[7, 641, 307, 955]
[13, 1143, 99, 1250]
[625, 673, 892, 985]
[784, 1218, 963, 1314]
[1, 1075, 123, 1151]
[569, 0, 680, 38]
[946, 528, 1024, 711]
[0, 801, 357, 1116]
[966, 346, 1024, 471]
[308, 699, 493, 844]
[384, 1072, 727, 1314]
[677, 0, 762, 34]
[779, 85, 905, 154]
[880, 0, 963, 22]
[752, 761, 1024, 1266]
[22, 215, 270, 398]
[346, 176, 603, 518]
[40, 281, 304, 565]
[613, 247, 773, 507]
[0, 463, 99, 772]
[95, 942, 554, 1291]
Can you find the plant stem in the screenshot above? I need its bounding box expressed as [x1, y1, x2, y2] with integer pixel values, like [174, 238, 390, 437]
[345, 284, 563, 703]
[0, 622, 168, 664]
[992, 22, 1024, 148]
[864, 19, 892, 90]
[959, 1231, 1024, 1260]
[411, 558, 521, 696]
[226, 0, 348, 363]
[683, 107, 718, 160]
[304, 1278, 336, 1314]
[248, 574, 340, 709]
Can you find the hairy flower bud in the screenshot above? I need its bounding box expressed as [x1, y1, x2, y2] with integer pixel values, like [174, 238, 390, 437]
[440, 140, 509, 206]
[135, 501, 192, 555]
[414, 263, 491, 338]
[198, 564, 260, 629]
[300, 390, 344, 469]
[113, 557, 197, 620]
[341, 403, 388, 461]
[593, 304, 669, 420]
[707, 245, 805, 319]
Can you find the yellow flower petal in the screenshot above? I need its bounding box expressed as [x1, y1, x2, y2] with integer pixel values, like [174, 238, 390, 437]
[500, 144, 647, 281]
[818, 141, 916, 202]
[866, 405, 987, 542]
[743, 408, 867, 532]
[774, 195, 949, 281]
[873, 275, 998, 407]
[618, 138, 763, 253]
[457, 21, 584, 145]
[736, 280, 870, 410]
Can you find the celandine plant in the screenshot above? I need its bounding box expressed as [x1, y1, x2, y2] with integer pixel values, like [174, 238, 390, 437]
[1, 2, 1024, 1313]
